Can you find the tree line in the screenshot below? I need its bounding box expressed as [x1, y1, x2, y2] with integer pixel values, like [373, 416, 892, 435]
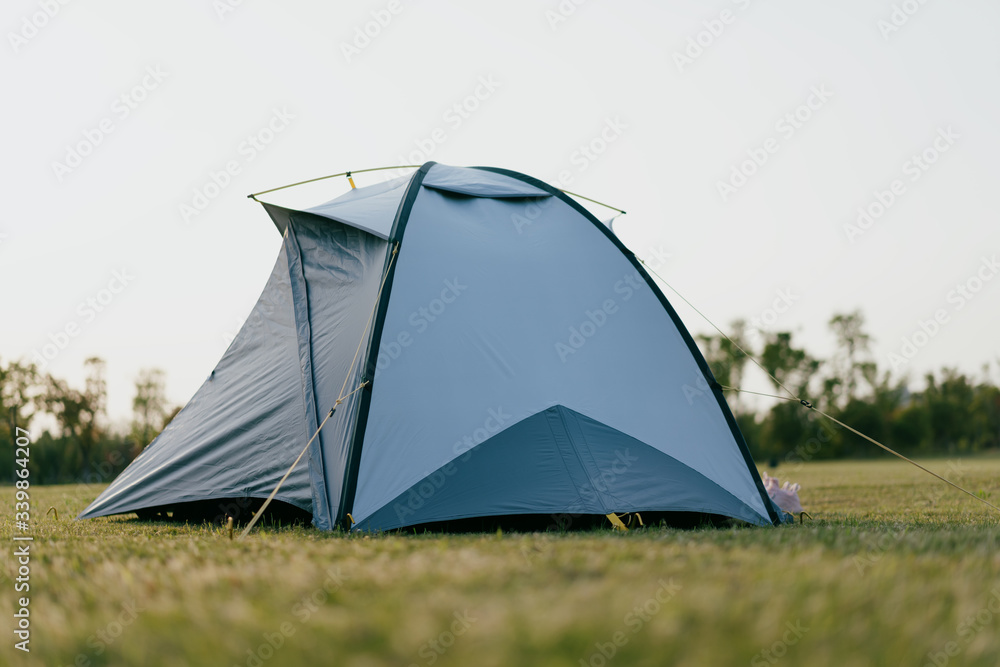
[0, 357, 177, 485]
[698, 311, 1000, 464]
[2, 309, 998, 485]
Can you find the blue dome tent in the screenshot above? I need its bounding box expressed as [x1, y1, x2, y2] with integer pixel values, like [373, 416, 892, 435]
[79, 163, 783, 530]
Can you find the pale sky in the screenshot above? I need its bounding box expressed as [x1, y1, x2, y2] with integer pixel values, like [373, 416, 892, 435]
[3, 1, 999, 425]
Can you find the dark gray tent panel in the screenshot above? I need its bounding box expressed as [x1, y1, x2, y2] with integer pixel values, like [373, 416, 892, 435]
[359, 405, 771, 531]
[279, 211, 388, 529]
[79, 246, 314, 519]
[79, 162, 782, 529]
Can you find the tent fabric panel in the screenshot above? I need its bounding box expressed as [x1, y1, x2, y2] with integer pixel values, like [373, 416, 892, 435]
[476, 166, 778, 526]
[78, 243, 313, 519]
[335, 163, 434, 527]
[262, 202, 294, 236]
[357, 406, 586, 530]
[421, 163, 551, 199]
[282, 223, 328, 527]
[261, 174, 410, 239]
[303, 174, 411, 239]
[357, 405, 770, 530]
[351, 184, 772, 525]
[287, 211, 390, 529]
[567, 408, 770, 525]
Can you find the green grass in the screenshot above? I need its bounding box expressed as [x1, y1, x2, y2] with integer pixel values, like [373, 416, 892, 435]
[2, 457, 1000, 667]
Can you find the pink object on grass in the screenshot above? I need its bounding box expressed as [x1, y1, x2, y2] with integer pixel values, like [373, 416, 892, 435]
[762, 471, 805, 515]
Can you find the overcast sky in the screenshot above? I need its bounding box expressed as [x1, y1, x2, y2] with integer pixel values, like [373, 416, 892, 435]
[4, 0, 999, 425]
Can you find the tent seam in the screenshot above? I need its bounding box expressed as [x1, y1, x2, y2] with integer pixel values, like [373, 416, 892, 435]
[285, 221, 334, 527]
[337, 161, 437, 529]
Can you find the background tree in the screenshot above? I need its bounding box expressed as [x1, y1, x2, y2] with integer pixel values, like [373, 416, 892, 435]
[750, 331, 819, 461]
[1, 310, 997, 485]
[696, 319, 753, 415]
[760, 331, 818, 398]
[827, 310, 876, 407]
[1, 358, 40, 432]
[131, 368, 168, 452]
[38, 357, 107, 478]
[0, 358, 40, 481]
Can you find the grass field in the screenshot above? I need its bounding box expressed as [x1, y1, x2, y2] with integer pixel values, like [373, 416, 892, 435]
[2, 457, 1000, 667]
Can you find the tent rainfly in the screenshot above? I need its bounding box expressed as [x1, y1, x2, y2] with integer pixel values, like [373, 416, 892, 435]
[79, 162, 786, 530]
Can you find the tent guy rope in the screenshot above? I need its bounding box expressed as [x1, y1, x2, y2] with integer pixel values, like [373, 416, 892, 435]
[239, 243, 401, 538]
[720, 385, 1000, 515]
[639, 259, 1000, 518]
[248, 166, 421, 199]
[247, 164, 628, 214]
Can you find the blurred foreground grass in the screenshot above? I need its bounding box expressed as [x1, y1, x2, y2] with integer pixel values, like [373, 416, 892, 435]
[1, 456, 999, 667]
